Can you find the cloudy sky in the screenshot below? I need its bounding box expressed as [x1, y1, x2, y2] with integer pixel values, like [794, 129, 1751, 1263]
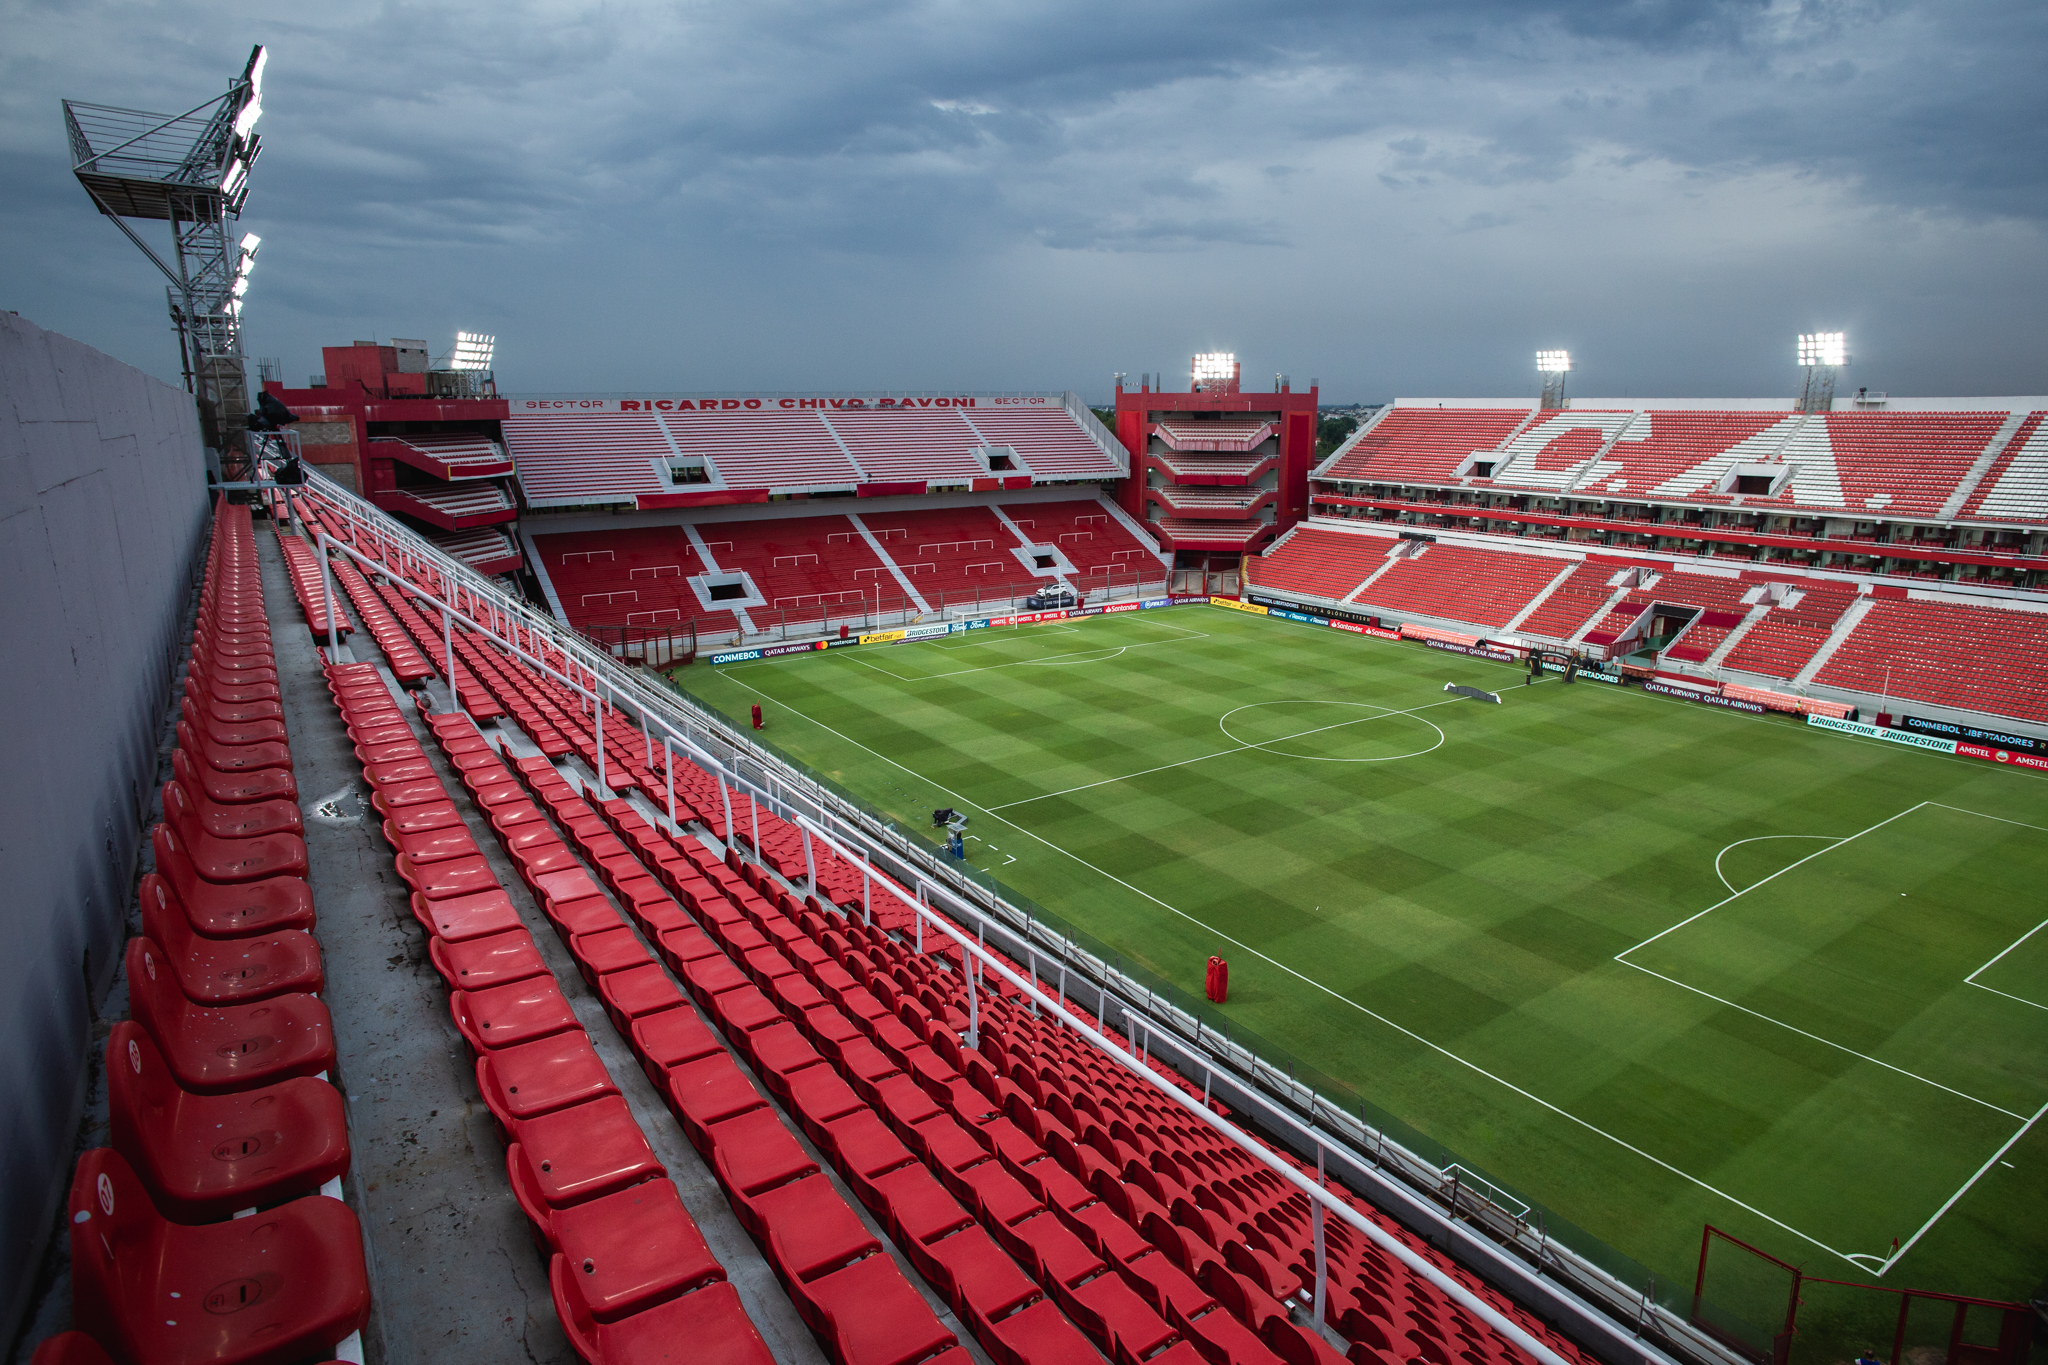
[4, 0, 2043, 404]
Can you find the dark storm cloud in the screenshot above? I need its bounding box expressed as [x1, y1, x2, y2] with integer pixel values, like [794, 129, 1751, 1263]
[1, 0, 2041, 398]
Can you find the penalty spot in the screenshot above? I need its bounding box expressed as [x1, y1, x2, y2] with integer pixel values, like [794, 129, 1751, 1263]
[1444, 683, 1501, 705]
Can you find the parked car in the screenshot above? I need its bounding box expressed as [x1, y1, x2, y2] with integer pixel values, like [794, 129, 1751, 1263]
[1024, 585, 1081, 611]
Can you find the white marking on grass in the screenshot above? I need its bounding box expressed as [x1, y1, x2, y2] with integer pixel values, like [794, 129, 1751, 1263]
[987, 694, 1464, 811]
[1964, 916, 2048, 1012]
[1712, 834, 1846, 895]
[1877, 1097, 2048, 1276]
[1617, 962, 2028, 1120]
[736, 680, 1871, 1269]
[1218, 700, 1447, 763]
[1615, 804, 1929, 960]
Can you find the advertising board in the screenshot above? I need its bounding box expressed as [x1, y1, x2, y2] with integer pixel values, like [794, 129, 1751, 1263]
[1426, 638, 1517, 665]
[1956, 742, 2048, 772]
[1642, 680, 1766, 713]
[1805, 713, 1957, 752]
[1900, 714, 2044, 756]
[1209, 596, 1268, 615]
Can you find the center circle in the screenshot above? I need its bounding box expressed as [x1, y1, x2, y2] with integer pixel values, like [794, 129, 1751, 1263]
[1218, 700, 1446, 763]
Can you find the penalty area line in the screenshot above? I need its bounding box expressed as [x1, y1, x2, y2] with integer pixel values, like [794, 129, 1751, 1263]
[736, 675, 1867, 1271]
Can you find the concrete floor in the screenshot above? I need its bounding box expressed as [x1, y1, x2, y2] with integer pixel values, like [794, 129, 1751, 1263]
[8, 515, 1006, 1365]
[268, 523, 997, 1364]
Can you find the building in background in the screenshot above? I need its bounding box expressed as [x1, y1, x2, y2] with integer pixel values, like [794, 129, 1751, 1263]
[263, 337, 521, 577]
[1112, 354, 1318, 571]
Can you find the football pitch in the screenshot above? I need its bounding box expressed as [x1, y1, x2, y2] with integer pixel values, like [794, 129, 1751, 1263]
[678, 604, 2048, 1321]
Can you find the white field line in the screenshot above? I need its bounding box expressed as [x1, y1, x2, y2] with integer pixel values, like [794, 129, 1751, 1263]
[1713, 834, 1845, 895]
[1927, 801, 2048, 834]
[731, 676, 1870, 1268]
[1616, 962, 2027, 1120]
[1965, 915, 2048, 1012]
[1613, 803, 1930, 961]
[1878, 1097, 2048, 1275]
[986, 694, 1471, 812]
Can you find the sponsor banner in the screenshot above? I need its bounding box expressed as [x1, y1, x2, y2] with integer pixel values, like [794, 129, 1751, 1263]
[1540, 660, 1622, 683]
[1103, 602, 1140, 614]
[1425, 638, 1516, 665]
[760, 641, 821, 659]
[1643, 680, 1766, 713]
[1247, 593, 1382, 629]
[511, 393, 1056, 414]
[1169, 594, 1210, 605]
[1901, 714, 2045, 756]
[1364, 625, 1403, 640]
[1141, 597, 1173, 609]
[1070, 606, 1105, 617]
[1957, 742, 2048, 772]
[859, 629, 907, 646]
[1805, 713, 1958, 753]
[961, 619, 989, 631]
[902, 623, 952, 641]
[1330, 620, 1366, 635]
[1209, 596, 1268, 615]
[710, 648, 762, 665]
[824, 637, 858, 648]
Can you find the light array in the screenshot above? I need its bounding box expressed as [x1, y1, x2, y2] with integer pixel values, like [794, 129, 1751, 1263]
[1191, 352, 1235, 381]
[226, 233, 259, 312]
[1798, 332, 1846, 367]
[1535, 350, 1571, 373]
[450, 331, 496, 371]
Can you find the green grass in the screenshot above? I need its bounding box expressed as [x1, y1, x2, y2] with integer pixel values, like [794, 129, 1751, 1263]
[679, 605, 2048, 1343]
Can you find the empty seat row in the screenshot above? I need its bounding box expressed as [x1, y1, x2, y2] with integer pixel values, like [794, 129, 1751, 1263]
[316, 654, 781, 1363]
[50, 500, 371, 1365]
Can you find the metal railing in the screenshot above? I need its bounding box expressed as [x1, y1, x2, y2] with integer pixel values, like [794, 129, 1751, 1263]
[279, 462, 1748, 1365]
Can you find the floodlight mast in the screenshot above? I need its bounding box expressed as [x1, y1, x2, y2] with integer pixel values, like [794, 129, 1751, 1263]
[1536, 349, 1570, 410]
[63, 43, 268, 471]
[1796, 331, 1846, 413]
[1190, 351, 1238, 394]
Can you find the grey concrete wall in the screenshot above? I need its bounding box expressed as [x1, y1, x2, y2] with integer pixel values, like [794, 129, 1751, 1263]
[0, 313, 209, 1347]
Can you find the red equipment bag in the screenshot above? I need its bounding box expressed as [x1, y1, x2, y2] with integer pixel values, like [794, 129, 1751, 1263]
[750, 703, 763, 730]
[1204, 956, 1229, 1003]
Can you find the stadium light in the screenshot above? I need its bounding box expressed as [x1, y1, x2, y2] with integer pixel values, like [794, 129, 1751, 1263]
[1191, 352, 1235, 382]
[450, 331, 496, 371]
[1798, 332, 1846, 367]
[1535, 350, 1571, 373]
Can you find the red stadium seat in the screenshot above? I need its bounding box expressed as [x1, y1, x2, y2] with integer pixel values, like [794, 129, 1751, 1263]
[170, 746, 296, 806]
[138, 875, 323, 1004]
[106, 1021, 348, 1223]
[160, 780, 308, 883]
[68, 1148, 370, 1365]
[27, 1333, 115, 1365]
[125, 939, 335, 1095]
[552, 1269, 774, 1365]
[476, 1030, 622, 1129]
[546, 1178, 723, 1318]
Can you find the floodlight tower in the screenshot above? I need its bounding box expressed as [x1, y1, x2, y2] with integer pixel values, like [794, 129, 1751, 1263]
[64, 45, 268, 462]
[1191, 352, 1239, 394]
[429, 330, 498, 397]
[1536, 350, 1571, 410]
[1797, 332, 1846, 413]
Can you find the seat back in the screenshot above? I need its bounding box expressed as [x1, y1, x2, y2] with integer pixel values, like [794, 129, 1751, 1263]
[123, 936, 188, 1045]
[160, 780, 202, 845]
[106, 1021, 183, 1175]
[66, 1148, 167, 1352]
[149, 824, 206, 909]
[136, 874, 198, 969]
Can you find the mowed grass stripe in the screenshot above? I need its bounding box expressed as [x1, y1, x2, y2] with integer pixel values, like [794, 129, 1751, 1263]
[683, 606, 2048, 1301]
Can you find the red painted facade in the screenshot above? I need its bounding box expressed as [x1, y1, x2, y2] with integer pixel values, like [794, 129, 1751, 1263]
[1112, 364, 1317, 556]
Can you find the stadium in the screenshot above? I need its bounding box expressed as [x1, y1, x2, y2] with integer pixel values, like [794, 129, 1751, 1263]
[5, 31, 2046, 1365]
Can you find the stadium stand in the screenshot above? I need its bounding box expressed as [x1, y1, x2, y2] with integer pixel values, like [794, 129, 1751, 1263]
[529, 495, 1164, 641]
[1813, 597, 2048, 723]
[1319, 408, 1533, 485]
[1508, 564, 1620, 644]
[1718, 582, 1859, 679]
[1351, 543, 1567, 630]
[1960, 412, 2048, 521]
[1242, 526, 1389, 602]
[503, 398, 1123, 509]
